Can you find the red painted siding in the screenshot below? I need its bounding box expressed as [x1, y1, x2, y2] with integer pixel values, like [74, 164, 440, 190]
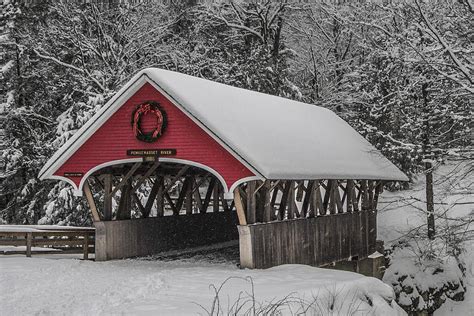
[54, 83, 255, 190]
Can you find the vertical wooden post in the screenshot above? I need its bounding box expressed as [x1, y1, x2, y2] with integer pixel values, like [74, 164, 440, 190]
[237, 225, 254, 269]
[368, 180, 375, 210]
[301, 181, 314, 217]
[288, 181, 296, 219]
[246, 181, 257, 224]
[346, 180, 354, 213]
[103, 174, 113, 221]
[353, 180, 360, 212]
[360, 180, 370, 253]
[263, 181, 272, 222]
[329, 180, 337, 215]
[156, 176, 164, 216]
[94, 221, 107, 261]
[234, 188, 247, 225]
[361, 180, 368, 211]
[26, 232, 32, 257]
[185, 175, 193, 215]
[279, 181, 291, 220]
[213, 182, 220, 212]
[255, 181, 265, 222]
[310, 181, 323, 217]
[83, 233, 89, 260]
[373, 181, 383, 210]
[270, 185, 279, 220]
[235, 184, 253, 269]
[193, 177, 203, 213]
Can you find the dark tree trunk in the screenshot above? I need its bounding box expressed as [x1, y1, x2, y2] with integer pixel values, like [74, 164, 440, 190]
[425, 161, 435, 240]
[422, 83, 435, 240]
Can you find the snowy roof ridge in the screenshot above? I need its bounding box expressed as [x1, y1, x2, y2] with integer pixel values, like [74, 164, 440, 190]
[39, 68, 408, 182]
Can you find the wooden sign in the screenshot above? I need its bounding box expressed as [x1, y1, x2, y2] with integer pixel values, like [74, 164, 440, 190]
[126, 149, 177, 157]
[64, 172, 84, 177]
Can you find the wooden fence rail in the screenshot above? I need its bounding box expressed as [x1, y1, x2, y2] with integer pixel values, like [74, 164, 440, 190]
[0, 228, 95, 259]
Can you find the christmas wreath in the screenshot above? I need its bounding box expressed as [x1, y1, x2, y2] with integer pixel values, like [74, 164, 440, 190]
[131, 101, 167, 143]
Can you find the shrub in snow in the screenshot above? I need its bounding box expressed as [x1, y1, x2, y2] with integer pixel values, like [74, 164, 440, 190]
[384, 239, 465, 315]
[200, 276, 405, 315]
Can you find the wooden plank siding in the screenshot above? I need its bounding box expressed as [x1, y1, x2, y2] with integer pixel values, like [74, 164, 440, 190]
[94, 211, 239, 260]
[235, 179, 381, 269]
[240, 211, 375, 269]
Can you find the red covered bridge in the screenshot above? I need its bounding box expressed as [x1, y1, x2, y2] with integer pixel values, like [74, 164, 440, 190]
[40, 68, 407, 269]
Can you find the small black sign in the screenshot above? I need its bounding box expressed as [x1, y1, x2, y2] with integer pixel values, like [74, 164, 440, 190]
[64, 172, 84, 177]
[126, 149, 177, 157]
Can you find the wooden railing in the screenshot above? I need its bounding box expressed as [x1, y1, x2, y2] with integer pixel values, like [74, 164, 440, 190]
[0, 227, 95, 259]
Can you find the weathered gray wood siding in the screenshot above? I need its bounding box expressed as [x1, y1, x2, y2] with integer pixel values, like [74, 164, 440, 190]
[95, 212, 238, 260]
[239, 210, 376, 269]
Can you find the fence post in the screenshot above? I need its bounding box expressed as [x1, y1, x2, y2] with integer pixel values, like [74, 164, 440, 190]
[83, 233, 89, 260]
[26, 232, 32, 257]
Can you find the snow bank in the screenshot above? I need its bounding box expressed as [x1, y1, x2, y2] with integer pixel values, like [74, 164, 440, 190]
[0, 256, 405, 315]
[383, 244, 465, 314]
[378, 161, 474, 315]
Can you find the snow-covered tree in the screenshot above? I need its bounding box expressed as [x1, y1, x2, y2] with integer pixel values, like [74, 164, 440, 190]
[1, 1, 303, 225]
[1, 2, 180, 224]
[198, 1, 302, 98]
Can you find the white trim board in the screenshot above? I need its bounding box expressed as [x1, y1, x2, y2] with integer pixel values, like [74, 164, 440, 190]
[70, 158, 247, 199]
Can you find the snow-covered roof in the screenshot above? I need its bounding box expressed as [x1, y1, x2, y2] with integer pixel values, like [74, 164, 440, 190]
[39, 68, 408, 182]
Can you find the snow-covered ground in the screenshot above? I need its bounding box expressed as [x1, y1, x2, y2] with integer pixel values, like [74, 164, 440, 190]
[378, 160, 474, 316]
[0, 252, 404, 315]
[1, 161, 470, 315]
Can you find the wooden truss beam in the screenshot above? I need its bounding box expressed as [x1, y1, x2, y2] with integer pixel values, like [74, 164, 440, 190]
[143, 175, 161, 218]
[110, 162, 141, 197]
[201, 177, 216, 213]
[83, 180, 101, 222]
[234, 188, 247, 225]
[132, 162, 160, 192]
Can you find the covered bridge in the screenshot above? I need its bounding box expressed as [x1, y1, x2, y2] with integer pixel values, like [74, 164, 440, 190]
[39, 68, 407, 268]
